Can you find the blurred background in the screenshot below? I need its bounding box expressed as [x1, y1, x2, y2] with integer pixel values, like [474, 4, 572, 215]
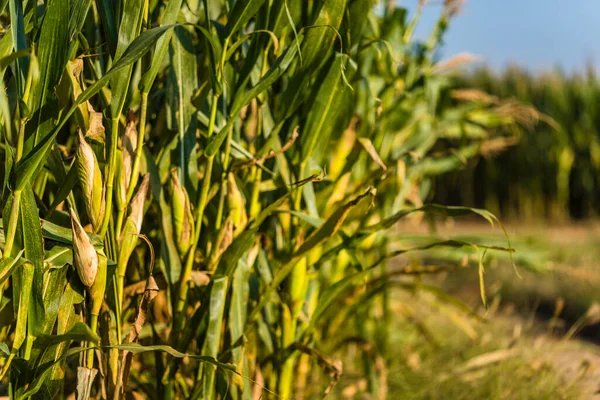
[376, 2, 600, 399]
[402, 0, 600, 220]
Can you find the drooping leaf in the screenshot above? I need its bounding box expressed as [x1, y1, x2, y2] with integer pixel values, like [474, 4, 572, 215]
[35, 322, 100, 348]
[112, 343, 238, 374]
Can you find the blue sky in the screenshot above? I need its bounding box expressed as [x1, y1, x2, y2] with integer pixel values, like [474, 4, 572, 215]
[401, 0, 600, 73]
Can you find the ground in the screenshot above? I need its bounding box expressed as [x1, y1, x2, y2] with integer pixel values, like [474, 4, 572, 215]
[334, 220, 600, 399]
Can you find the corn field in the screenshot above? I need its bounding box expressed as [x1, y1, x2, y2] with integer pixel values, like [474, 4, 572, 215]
[0, 0, 526, 398]
[435, 65, 600, 221]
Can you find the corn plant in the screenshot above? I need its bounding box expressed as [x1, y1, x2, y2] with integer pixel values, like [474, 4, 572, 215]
[0, 0, 522, 398]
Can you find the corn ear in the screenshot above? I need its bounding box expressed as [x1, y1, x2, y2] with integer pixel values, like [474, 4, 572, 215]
[70, 208, 98, 288]
[169, 170, 195, 256]
[76, 131, 104, 231]
[90, 250, 108, 317]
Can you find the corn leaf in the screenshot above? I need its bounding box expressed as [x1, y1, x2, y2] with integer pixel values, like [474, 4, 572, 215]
[226, 0, 267, 37]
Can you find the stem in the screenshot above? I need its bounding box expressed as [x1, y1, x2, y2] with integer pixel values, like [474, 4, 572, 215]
[172, 89, 220, 335]
[113, 275, 123, 345]
[116, 272, 125, 335]
[279, 306, 296, 398]
[249, 167, 262, 219]
[295, 350, 310, 399]
[99, 118, 120, 237]
[214, 128, 233, 231]
[248, 108, 263, 220]
[0, 354, 15, 380]
[86, 313, 99, 369]
[115, 207, 125, 245]
[15, 122, 25, 161]
[291, 160, 307, 240]
[125, 92, 149, 205]
[213, 36, 232, 231]
[173, 156, 214, 332]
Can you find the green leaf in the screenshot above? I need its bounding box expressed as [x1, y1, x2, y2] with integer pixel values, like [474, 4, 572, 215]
[25, 0, 69, 154]
[110, 0, 145, 118]
[229, 255, 251, 367]
[300, 0, 347, 72]
[281, 210, 324, 228]
[19, 185, 45, 341]
[16, 346, 90, 399]
[478, 248, 488, 308]
[43, 275, 86, 397]
[40, 266, 69, 335]
[200, 277, 229, 398]
[143, 146, 182, 284]
[2, 142, 13, 201]
[0, 81, 13, 154]
[0, 48, 31, 71]
[34, 322, 100, 348]
[0, 250, 25, 286]
[44, 246, 72, 269]
[45, 151, 78, 216]
[295, 189, 372, 258]
[68, 0, 91, 40]
[9, 0, 28, 93]
[169, 26, 199, 196]
[304, 240, 511, 336]
[95, 0, 119, 56]
[300, 53, 349, 163]
[269, 0, 302, 38]
[226, 0, 267, 37]
[40, 219, 103, 246]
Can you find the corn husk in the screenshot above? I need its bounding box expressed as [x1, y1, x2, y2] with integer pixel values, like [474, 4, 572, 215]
[70, 208, 98, 288]
[169, 170, 195, 256]
[76, 131, 104, 231]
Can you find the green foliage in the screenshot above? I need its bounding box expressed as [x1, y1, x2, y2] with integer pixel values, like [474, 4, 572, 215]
[0, 1, 525, 398]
